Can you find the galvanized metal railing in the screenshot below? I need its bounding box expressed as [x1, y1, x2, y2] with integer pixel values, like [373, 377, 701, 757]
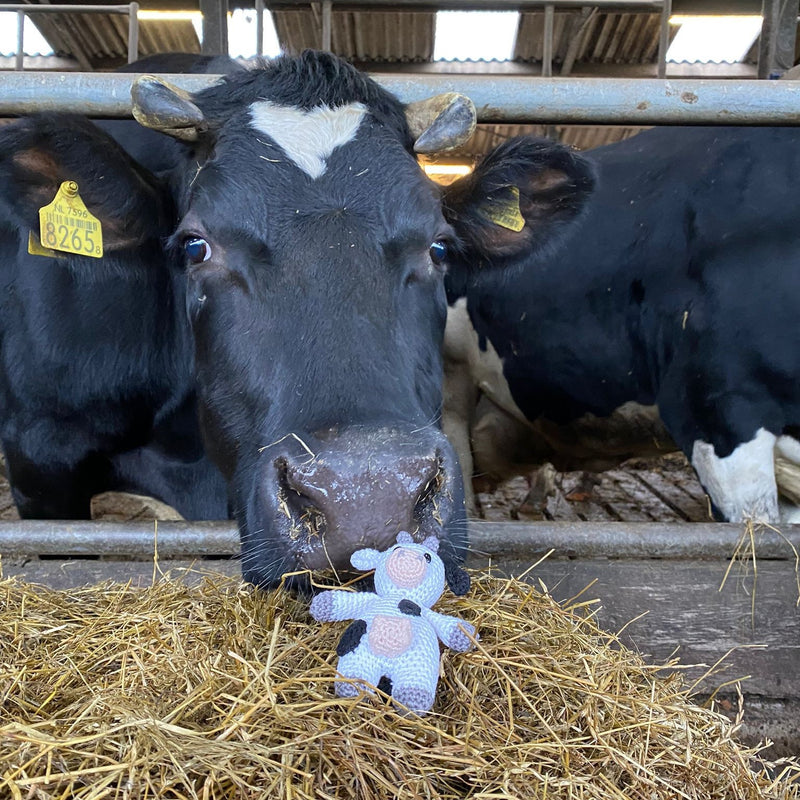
[0, 2, 140, 69]
[1, 519, 798, 560]
[1, 72, 800, 124]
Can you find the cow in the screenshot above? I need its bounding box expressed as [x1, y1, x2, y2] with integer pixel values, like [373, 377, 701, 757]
[442, 126, 800, 524]
[0, 52, 595, 588]
[0, 55, 242, 521]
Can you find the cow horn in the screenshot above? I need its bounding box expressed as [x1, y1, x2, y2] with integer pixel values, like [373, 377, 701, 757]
[405, 93, 477, 154]
[131, 75, 207, 142]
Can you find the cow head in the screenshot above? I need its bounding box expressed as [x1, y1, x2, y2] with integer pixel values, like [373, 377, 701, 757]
[126, 52, 595, 589]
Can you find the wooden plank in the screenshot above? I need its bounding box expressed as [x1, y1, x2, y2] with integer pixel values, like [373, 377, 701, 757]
[594, 472, 653, 521]
[634, 469, 711, 521]
[559, 473, 618, 521]
[468, 555, 800, 700]
[605, 469, 683, 522]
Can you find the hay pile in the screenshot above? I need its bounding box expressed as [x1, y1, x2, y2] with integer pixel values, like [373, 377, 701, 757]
[0, 569, 797, 800]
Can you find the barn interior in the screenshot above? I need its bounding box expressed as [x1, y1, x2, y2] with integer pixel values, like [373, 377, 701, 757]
[1, 0, 799, 768]
[2, 0, 797, 162]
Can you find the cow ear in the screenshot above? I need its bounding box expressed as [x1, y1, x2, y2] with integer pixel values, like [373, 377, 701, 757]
[350, 548, 381, 571]
[0, 114, 171, 253]
[442, 136, 595, 271]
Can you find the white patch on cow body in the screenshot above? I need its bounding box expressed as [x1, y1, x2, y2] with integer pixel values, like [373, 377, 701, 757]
[691, 428, 779, 522]
[249, 101, 367, 179]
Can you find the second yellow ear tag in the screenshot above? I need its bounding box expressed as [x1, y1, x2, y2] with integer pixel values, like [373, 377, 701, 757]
[478, 186, 526, 232]
[37, 181, 103, 259]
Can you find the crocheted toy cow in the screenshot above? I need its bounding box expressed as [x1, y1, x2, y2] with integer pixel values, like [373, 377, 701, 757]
[309, 531, 477, 715]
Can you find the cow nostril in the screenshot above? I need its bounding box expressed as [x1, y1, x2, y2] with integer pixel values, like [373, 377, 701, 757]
[413, 457, 447, 528]
[275, 457, 327, 543]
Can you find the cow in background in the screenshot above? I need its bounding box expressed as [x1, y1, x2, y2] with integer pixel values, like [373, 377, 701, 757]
[443, 127, 800, 523]
[0, 54, 242, 521]
[0, 52, 595, 587]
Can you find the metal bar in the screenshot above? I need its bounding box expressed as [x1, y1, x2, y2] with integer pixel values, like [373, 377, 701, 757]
[4, 73, 800, 125]
[656, 0, 670, 79]
[0, 3, 135, 11]
[321, 0, 332, 50]
[127, 1, 139, 64]
[560, 6, 595, 76]
[15, 9, 23, 72]
[757, 0, 797, 79]
[542, 3, 554, 77]
[256, 0, 264, 56]
[262, 0, 664, 7]
[1, 519, 799, 559]
[200, 0, 229, 54]
[759, 0, 778, 79]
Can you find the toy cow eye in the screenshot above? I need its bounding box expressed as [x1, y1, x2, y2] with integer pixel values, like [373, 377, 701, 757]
[184, 237, 212, 264]
[429, 240, 447, 266]
[424, 553, 431, 562]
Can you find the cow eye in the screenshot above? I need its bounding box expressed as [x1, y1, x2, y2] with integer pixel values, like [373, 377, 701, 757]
[429, 240, 448, 265]
[424, 552, 432, 562]
[184, 237, 212, 264]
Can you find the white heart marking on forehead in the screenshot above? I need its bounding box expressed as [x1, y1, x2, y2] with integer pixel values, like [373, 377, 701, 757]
[249, 101, 367, 179]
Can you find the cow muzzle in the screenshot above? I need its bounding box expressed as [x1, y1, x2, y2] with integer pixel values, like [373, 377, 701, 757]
[255, 426, 464, 575]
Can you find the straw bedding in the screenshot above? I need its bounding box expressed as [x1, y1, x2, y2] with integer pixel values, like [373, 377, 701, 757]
[0, 568, 797, 800]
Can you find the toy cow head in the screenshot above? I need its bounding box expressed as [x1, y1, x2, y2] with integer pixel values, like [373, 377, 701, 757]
[351, 531, 471, 607]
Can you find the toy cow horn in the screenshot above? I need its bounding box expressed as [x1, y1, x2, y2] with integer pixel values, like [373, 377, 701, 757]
[131, 75, 207, 141]
[405, 93, 477, 154]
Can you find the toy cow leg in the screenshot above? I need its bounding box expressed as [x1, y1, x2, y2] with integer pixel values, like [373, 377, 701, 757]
[386, 624, 441, 715]
[335, 649, 384, 698]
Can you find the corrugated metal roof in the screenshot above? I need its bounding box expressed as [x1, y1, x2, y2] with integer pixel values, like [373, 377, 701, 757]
[273, 9, 434, 62]
[514, 11, 672, 67]
[439, 122, 648, 159]
[29, 14, 199, 68]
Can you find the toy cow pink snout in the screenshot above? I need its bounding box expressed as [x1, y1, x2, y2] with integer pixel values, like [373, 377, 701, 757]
[309, 531, 477, 715]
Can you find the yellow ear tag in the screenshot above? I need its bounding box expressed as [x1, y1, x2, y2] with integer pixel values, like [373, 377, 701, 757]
[27, 231, 58, 258]
[37, 180, 103, 259]
[478, 185, 526, 232]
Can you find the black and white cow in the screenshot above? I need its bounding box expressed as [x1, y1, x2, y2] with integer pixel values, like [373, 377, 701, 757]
[444, 126, 800, 523]
[0, 52, 593, 586]
[0, 55, 241, 521]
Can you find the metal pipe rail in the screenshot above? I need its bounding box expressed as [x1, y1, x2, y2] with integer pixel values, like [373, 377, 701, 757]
[0, 2, 140, 69]
[1, 72, 800, 125]
[1, 519, 798, 560]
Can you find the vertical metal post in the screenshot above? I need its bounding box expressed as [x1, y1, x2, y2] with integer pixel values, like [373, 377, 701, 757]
[200, 0, 229, 55]
[321, 0, 332, 51]
[15, 9, 24, 71]
[128, 1, 139, 64]
[758, 0, 797, 79]
[542, 3, 554, 77]
[256, 0, 264, 57]
[656, 0, 671, 79]
[759, 0, 777, 78]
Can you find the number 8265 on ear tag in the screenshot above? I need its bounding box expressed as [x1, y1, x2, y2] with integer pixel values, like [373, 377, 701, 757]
[37, 181, 103, 259]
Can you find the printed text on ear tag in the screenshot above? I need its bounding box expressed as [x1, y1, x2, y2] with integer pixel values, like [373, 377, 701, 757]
[37, 181, 103, 259]
[478, 185, 526, 232]
[27, 231, 58, 258]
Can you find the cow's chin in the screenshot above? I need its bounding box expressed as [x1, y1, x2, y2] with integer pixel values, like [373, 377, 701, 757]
[238, 424, 468, 590]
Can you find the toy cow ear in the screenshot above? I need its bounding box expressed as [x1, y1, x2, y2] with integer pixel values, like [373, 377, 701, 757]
[351, 548, 381, 571]
[421, 535, 440, 553]
[396, 531, 414, 545]
[444, 562, 471, 596]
